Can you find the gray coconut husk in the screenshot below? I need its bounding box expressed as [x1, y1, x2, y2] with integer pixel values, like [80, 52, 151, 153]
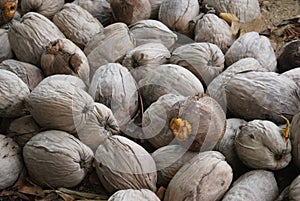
[108, 189, 160, 201]
[21, 0, 64, 19]
[0, 29, 13, 62]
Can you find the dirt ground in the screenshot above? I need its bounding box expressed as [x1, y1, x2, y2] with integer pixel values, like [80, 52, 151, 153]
[259, 0, 300, 52]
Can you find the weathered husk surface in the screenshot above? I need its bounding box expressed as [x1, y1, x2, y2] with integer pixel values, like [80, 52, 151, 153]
[222, 170, 279, 201]
[142, 93, 185, 148]
[95, 135, 157, 194]
[225, 32, 277, 72]
[7, 115, 40, 147]
[164, 151, 233, 201]
[224, 71, 300, 124]
[53, 3, 103, 49]
[201, 0, 261, 23]
[170, 42, 225, 87]
[214, 118, 247, 171]
[158, 0, 199, 36]
[235, 120, 292, 170]
[0, 59, 43, 91]
[277, 40, 300, 73]
[152, 145, 198, 187]
[41, 38, 90, 86]
[138, 64, 204, 109]
[289, 175, 300, 201]
[21, 0, 64, 19]
[194, 14, 235, 53]
[89, 63, 138, 128]
[207, 58, 266, 111]
[26, 79, 95, 133]
[0, 135, 23, 190]
[73, 0, 113, 26]
[84, 23, 135, 79]
[281, 67, 300, 88]
[0, 29, 13, 62]
[169, 93, 226, 151]
[0, 69, 30, 118]
[108, 189, 160, 201]
[122, 43, 170, 70]
[291, 112, 300, 169]
[110, 0, 151, 25]
[77, 102, 119, 152]
[129, 19, 177, 49]
[8, 12, 65, 66]
[23, 130, 94, 188]
[38, 74, 87, 91]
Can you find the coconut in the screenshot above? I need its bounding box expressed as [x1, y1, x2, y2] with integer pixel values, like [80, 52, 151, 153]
[21, 0, 64, 19]
[0, 29, 13, 62]
[108, 189, 160, 201]
[0, 0, 18, 26]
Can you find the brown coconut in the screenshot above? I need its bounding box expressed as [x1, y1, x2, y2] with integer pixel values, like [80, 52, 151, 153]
[25, 79, 95, 133]
[23, 130, 94, 188]
[222, 170, 278, 201]
[164, 151, 233, 201]
[110, 0, 151, 25]
[84, 22, 136, 79]
[41, 38, 90, 86]
[53, 3, 104, 49]
[108, 189, 160, 201]
[0, 0, 18, 26]
[0, 135, 23, 190]
[94, 135, 157, 194]
[0, 29, 13, 62]
[21, 0, 64, 19]
[0, 59, 43, 91]
[0, 69, 30, 118]
[235, 120, 292, 170]
[277, 40, 300, 73]
[168, 93, 226, 151]
[170, 42, 225, 87]
[8, 12, 65, 66]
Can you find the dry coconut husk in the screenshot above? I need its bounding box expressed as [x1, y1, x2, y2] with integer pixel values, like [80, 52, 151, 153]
[38, 74, 87, 91]
[25, 79, 95, 133]
[235, 120, 292, 170]
[77, 102, 120, 152]
[214, 118, 247, 171]
[84, 23, 135, 79]
[151, 145, 198, 187]
[0, 0, 18, 26]
[23, 130, 94, 188]
[41, 38, 90, 86]
[158, 0, 199, 36]
[224, 71, 300, 124]
[168, 93, 226, 152]
[73, 0, 114, 26]
[108, 189, 160, 201]
[0, 59, 43, 91]
[89, 63, 138, 129]
[289, 175, 300, 201]
[7, 115, 40, 147]
[129, 19, 177, 49]
[281, 68, 300, 89]
[142, 93, 186, 148]
[194, 13, 236, 53]
[122, 43, 170, 70]
[206, 58, 266, 111]
[138, 64, 204, 109]
[164, 151, 233, 201]
[0, 135, 23, 190]
[0, 69, 30, 118]
[94, 135, 157, 194]
[225, 32, 277, 72]
[53, 3, 104, 49]
[277, 40, 300, 73]
[21, 0, 64, 19]
[222, 170, 278, 201]
[8, 12, 65, 66]
[170, 42, 225, 87]
[291, 112, 300, 169]
[201, 0, 261, 23]
[110, 0, 151, 25]
[0, 29, 13, 62]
